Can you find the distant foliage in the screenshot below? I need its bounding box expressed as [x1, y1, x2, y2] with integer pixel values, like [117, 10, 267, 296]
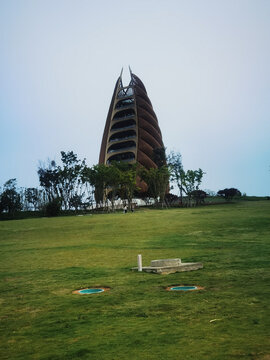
[217, 188, 241, 200]
[139, 165, 170, 208]
[0, 148, 210, 217]
[82, 161, 138, 211]
[23, 187, 45, 211]
[168, 151, 205, 206]
[191, 190, 207, 205]
[38, 151, 91, 212]
[45, 198, 62, 217]
[164, 193, 179, 206]
[117, 162, 138, 211]
[0, 179, 22, 215]
[167, 151, 185, 203]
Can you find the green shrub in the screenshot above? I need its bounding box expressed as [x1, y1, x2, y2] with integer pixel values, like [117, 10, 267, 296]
[45, 198, 61, 216]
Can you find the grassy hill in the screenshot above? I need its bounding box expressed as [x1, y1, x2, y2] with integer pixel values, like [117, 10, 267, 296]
[0, 201, 269, 359]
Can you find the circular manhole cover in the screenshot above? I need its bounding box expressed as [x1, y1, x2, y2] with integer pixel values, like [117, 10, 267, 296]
[79, 288, 104, 294]
[73, 287, 110, 295]
[166, 285, 204, 291]
[171, 286, 197, 291]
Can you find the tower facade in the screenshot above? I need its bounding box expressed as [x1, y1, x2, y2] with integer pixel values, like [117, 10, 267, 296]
[99, 70, 165, 176]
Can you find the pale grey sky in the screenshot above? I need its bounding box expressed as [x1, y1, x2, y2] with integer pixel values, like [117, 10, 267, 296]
[1, 0, 270, 195]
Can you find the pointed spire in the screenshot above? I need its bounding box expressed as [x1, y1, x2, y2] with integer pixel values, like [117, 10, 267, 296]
[118, 67, 123, 89]
[129, 65, 132, 77]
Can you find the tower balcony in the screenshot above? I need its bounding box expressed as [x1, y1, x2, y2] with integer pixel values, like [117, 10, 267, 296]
[107, 140, 136, 154]
[113, 108, 135, 121]
[110, 119, 136, 133]
[109, 129, 136, 143]
[115, 98, 134, 109]
[106, 151, 135, 164]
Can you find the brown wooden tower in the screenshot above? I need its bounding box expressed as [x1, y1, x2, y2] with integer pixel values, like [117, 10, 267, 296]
[99, 69, 165, 177]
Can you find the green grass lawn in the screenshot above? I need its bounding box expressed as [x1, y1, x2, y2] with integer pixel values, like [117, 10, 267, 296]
[0, 201, 269, 360]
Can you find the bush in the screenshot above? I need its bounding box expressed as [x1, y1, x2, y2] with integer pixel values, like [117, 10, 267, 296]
[191, 190, 207, 205]
[217, 188, 241, 201]
[45, 198, 61, 217]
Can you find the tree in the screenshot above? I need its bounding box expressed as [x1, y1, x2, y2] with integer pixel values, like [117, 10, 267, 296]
[182, 168, 204, 206]
[45, 197, 61, 217]
[217, 188, 241, 201]
[138, 147, 170, 208]
[82, 164, 108, 208]
[38, 160, 61, 202]
[139, 165, 170, 208]
[57, 151, 86, 210]
[38, 151, 88, 211]
[82, 162, 138, 211]
[24, 187, 44, 211]
[0, 179, 22, 214]
[118, 162, 138, 211]
[167, 151, 205, 207]
[165, 193, 179, 206]
[105, 164, 122, 212]
[190, 190, 207, 206]
[69, 194, 83, 213]
[167, 151, 185, 203]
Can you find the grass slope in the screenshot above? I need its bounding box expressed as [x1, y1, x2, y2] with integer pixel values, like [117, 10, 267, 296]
[0, 201, 269, 360]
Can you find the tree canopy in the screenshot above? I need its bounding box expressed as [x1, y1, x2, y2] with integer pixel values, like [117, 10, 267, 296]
[217, 188, 241, 201]
[0, 179, 22, 215]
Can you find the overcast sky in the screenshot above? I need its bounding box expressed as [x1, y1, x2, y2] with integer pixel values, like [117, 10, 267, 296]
[1, 0, 269, 196]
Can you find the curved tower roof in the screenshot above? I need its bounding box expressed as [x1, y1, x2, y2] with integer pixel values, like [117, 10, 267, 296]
[99, 70, 165, 171]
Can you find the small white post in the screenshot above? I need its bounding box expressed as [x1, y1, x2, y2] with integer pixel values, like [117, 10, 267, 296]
[137, 254, 142, 272]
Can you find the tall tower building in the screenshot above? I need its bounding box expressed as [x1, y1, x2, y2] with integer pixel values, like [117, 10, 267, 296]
[99, 69, 165, 175]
